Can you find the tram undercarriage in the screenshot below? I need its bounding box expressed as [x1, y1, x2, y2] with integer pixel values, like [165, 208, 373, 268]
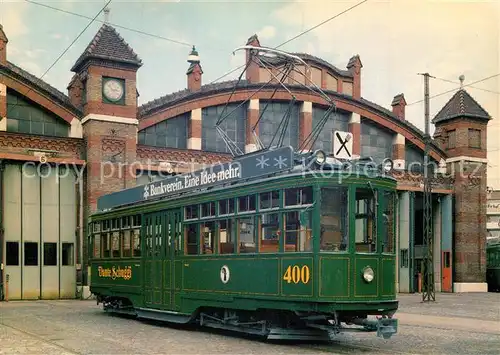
[97, 295, 398, 341]
[197, 307, 398, 340]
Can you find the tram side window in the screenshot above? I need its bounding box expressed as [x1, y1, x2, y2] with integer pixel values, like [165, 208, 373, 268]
[285, 210, 312, 252]
[355, 188, 377, 253]
[144, 221, 153, 257]
[201, 202, 216, 218]
[285, 186, 313, 206]
[238, 217, 256, 253]
[133, 228, 141, 256]
[93, 234, 101, 258]
[320, 188, 348, 252]
[185, 224, 198, 255]
[219, 199, 235, 215]
[219, 219, 234, 254]
[111, 231, 120, 258]
[154, 216, 163, 257]
[201, 221, 216, 254]
[185, 204, 199, 220]
[123, 230, 132, 257]
[259, 213, 280, 253]
[238, 195, 256, 213]
[382, 191, 395, 253]
[260, 191, 280, 210]
[102, 233, 111, 258]
[174, 220, 182, 254]
[132, 214, 141, 257]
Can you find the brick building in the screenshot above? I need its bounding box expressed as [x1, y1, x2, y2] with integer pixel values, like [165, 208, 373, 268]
[0, 22, 491, 300]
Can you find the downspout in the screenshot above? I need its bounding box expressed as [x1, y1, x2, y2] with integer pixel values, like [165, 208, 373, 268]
[0, 160, 4, 300]
[76, 163, 85, 297]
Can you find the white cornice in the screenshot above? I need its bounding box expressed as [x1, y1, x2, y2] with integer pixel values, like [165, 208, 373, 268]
[446, 156, 488, 164]
[81, 113, 138, 125]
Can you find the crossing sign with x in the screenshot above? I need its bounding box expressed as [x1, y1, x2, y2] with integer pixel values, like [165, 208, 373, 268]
[333, 131, 353, 160]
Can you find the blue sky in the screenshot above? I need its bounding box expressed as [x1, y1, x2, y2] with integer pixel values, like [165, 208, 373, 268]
[1, 0, 498, 136]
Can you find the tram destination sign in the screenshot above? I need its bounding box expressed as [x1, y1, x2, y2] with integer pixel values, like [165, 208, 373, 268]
[97, 146, 294, 211]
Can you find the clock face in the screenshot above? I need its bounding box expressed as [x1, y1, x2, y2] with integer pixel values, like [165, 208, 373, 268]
[103, 79, 124, 102]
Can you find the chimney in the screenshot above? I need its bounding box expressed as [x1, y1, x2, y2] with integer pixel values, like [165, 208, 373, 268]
[187, 46, 203, 92]
[245, 34, 260, 84]
[346, 54, 362, 99]
[391, 93, 407, 120]
[0, 24, 8, 66]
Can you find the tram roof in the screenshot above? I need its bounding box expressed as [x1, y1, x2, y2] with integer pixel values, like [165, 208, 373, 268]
[93, 147, 395, 215]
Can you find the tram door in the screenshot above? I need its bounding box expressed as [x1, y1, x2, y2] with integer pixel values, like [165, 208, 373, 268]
[143, 212, 165, 308]
[166, 209, 182, 311]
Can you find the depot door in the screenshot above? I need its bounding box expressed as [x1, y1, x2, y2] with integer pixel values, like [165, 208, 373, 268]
[441, 251, 452, 292]
[2, 163, 77, 301]
[143, 212, 165, 308]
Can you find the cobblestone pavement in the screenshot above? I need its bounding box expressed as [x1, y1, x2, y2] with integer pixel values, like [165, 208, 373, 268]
[0, 293, 499, 354]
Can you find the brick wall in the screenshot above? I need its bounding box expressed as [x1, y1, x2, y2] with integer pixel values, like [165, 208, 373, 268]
[0, 131, 84, 160]
[0, 82, 6, 120]
[438, 117, 488, 284]
[83, 120, 137, 215]
[452, 162, 487, 282]
[68, 75, 83, 110]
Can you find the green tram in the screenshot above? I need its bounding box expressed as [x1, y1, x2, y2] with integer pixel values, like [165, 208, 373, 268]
[88, 147, 399, 340]
[486, 239, 500, 292]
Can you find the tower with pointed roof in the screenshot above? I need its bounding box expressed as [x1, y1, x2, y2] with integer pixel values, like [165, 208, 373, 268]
[433, 78, 491, 292]
[68, 18, 143, 215]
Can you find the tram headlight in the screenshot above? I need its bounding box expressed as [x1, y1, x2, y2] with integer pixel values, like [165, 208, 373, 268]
[362, 266, 374, 283]
[381, 158, 394, 173]
[314, 150, 326, 165]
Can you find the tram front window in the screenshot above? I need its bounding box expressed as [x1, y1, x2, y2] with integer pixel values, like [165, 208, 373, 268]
[320, 187, 348, 252]
[355, 188, 377, 253]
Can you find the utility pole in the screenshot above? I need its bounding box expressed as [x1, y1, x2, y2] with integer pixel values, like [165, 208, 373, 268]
[419, 72, 436, 302]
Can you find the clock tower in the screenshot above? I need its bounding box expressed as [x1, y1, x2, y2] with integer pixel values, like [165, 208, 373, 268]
[67, 21, 143, 220]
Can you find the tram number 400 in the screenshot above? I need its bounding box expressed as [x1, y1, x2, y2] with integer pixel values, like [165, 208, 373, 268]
[283, 265, 310, 284]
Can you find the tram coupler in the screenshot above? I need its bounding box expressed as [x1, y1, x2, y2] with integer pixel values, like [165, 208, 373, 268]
[350, 316, 398, 339]
[376, 317, 398, 339]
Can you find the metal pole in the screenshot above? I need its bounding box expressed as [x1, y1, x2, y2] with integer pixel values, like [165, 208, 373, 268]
[79, 166, 85, 292]
[419, 72, 435, 302]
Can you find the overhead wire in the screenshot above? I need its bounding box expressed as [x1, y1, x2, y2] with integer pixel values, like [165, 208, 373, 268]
[406, 73, 500, 106]
[275, 0, 368, 50]
[206, 0, 369, 85]
[432, 75, 500, 95]
[22, 0, 368, 90]
[5, 0, 112, 110]
[23, 0, 199, 49]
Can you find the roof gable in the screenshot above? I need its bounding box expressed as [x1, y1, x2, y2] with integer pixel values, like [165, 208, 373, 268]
[1, 61, 81, 118]
[71, 24, 142, 72]
[432, 89, 491, 124]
